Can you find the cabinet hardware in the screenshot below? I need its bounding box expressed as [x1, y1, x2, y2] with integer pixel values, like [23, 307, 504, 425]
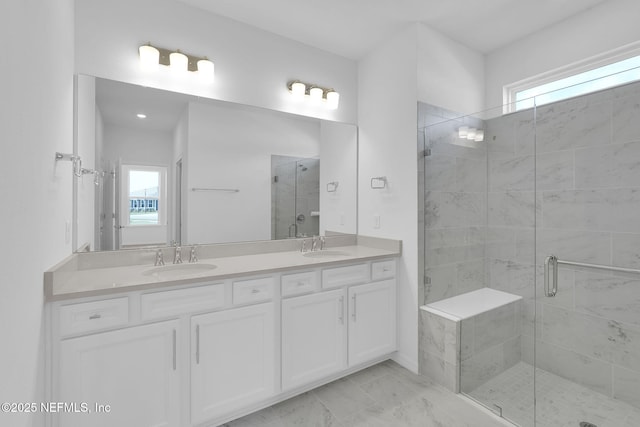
[352, 294, 357, 321]
[195, 325, 200, 364]
[88, 314, 101, 320]
[172, 329, 177, 371]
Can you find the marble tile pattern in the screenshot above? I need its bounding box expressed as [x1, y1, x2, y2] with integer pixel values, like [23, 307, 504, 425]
[418, 310, 459, 392]
[421, 102, 488, 305]
[482, 81, 640, 410]
[459, 301, 522, 393]
[224, 360, 507, 427]
[468, 361, 640, 427]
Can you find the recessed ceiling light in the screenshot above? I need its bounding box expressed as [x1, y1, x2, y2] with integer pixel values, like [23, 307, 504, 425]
[136, 113, 147, 119]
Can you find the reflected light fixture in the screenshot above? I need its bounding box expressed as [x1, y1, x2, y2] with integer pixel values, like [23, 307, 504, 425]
[138, 43, 215, 83]
[287, 80, 340, 109]
[136, 113, 147, 119]
[458, 126, 484, 142]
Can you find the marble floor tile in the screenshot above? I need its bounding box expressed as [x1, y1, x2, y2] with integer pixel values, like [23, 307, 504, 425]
[225, 361, 507, 427]
[312, 378, 375, 420]
[468, 361, 639, 427]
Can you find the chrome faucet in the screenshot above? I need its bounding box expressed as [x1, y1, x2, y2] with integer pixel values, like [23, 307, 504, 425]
[311, 236, 319, 252]
[320, 236, 326, 251]
[173, 245, 183, 264]
[189, 246, 198, 263]
[300, 238, 307, 253]
[154, 249, 165, 266]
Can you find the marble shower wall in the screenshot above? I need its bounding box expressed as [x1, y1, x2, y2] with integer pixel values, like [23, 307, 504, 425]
[419, 103, 488, 305]
[271, 156, 320, 240]
[485, 80, 640, 409]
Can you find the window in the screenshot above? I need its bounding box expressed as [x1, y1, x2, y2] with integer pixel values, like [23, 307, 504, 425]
[121, 165, 167, 227]
[506, 50, 640, 112]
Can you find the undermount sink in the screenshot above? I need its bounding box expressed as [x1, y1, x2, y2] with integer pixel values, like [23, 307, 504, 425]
[142, 263, 217, 279]
[302, 250, 351, 258]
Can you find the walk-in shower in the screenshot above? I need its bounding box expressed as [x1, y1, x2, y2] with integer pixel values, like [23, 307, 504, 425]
[271, 156, 320, 240]
[419, 73, 640, 427]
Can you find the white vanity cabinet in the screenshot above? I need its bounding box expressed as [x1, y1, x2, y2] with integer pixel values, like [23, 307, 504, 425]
[348, 280, 397, 366]
[282, 261, 397, 391]
[191, 302, 275, 424]
[58, 320, 181, 427]
[48, 257, 398, 427]
[281, 289, 347, 390]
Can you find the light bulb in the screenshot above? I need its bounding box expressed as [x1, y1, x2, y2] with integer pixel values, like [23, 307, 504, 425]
[170, 51, 188, 73]
[291, 82, 306, 100]
[197, 58, 214, 84]
[139, 44, 159, 72]
[309, 87, 323, 104]
[474, 130, 484, 142]
[458, 126, 468, 138]
[466, 128, 477, 140]
[326, 91, 340, 110]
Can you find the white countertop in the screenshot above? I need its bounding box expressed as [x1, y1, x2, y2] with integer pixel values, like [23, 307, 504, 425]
[45, 244, 400, 301]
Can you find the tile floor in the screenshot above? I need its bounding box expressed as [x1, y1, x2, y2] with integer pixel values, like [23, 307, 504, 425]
[468, 362, 640, 427]
[223, 360, 507, 427]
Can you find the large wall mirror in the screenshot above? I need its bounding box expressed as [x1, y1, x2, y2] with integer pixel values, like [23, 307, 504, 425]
[75, 75, 358, 252]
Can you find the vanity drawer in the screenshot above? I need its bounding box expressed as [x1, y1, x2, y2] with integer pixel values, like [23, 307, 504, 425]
[322, 264, 370, 289]
[372, 259, 396, 280]
[59, 297, 129, 336]
[141, 283, 225, 321]
[281, 271, 317, 297]
[233, 277, 274, 305]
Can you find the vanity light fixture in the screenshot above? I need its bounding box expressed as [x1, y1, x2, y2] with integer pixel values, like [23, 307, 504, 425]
[139, 44, 160, 72]
[287, 80, 340, 109]
[138, 43, 215, 83]
[458, 126, 484, 142]
[136, 113, 147, 119]
[291, 82, 306, 100]
[169, 50, 188, 73]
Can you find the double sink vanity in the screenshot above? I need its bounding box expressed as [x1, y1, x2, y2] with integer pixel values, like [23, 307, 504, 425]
[44, 234, 401, 427]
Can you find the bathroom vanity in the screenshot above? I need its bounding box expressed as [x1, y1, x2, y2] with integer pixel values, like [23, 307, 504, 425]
[44, 236, 400, 427]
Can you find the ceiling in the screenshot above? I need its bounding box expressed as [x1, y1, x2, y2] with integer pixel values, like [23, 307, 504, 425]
[96, 78, 194, 132]
[176, 0, 611, 59]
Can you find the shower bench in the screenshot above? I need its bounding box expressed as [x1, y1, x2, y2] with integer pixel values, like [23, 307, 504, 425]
[419, 288, 522, 393]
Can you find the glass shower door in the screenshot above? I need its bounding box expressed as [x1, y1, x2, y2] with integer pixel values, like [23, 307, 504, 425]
[419, 101, 537, 427]
[533, 79, 640, 427]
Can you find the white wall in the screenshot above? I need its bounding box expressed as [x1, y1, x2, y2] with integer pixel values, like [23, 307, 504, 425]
[319, 121, 358, 235]
[358, 25, 420, 371]
[75, 0, 357, 124]
[0, 1, 74, 426]
[485, 0, 640, 109]
[75, 75, 97, 250]
[417, 23, 485, 116]
[185, 101, 320, 244]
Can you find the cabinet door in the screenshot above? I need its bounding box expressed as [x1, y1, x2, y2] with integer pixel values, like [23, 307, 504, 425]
[348, 280, 396, 366]
[191, 303, 274, 425]
[282, 289, 346, 390]
[58, 320, 180, 427]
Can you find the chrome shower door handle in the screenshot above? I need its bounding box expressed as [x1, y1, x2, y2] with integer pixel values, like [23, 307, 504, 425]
[544, 255, 558, 297]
